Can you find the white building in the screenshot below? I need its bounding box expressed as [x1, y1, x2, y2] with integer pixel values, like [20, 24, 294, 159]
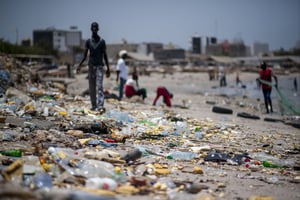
[253, 42, 269, 56]
[33, 28, 82, 52]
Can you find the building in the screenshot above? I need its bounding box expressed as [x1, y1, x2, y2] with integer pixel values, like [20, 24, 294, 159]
[253, 42, 269, 56]
[191, 36, 202, 54]
[21, 38, 31, 47]
[33, 28, 82, 52]
[153, 49, 185, 61]
[137, 42, 163, 55]
[106, 43, 139, 61]
[206, 40, 248, 57]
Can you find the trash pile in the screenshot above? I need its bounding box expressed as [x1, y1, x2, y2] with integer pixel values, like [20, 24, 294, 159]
[0, 55, 299, 200]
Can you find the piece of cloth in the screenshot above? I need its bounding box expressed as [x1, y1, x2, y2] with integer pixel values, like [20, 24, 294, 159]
[153, 87, 172, 107]
[124, 84, 136, 98]
[88, 65, 104, 109]
[124, 79, 147, 100]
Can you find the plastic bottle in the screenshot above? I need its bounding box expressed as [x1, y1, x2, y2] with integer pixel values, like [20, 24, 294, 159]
[166, 151, 196, 161]
[0, 149, 22, 157]
[262, 160, 281, 168]
[1, 130, 17, 142]
[255, 152, 287, 168]
[85, 177, 117, 191]
[48, 147, 115, 178]
[121, 148, 142, 163]
[111, 167, 127, 184]
[24, 121, 38, 129]
[194, 131, 203, 140]
[106, 110, 133, 123]
[76, 159, 114, 178]
[32, 172, 53, 189]
[47, 147, 76, 175]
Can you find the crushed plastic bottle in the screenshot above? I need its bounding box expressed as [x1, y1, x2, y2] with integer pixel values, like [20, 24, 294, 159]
[32, 172, 52, 189]
[121, 148, 142, 163]
[48, 147, 115, 178]
[105, 109, 134, 123]
[194, 131, 203, 140]
[166, 151, 196, 161]
[1, 130, 18, 142]
[75, 159, 115, 178]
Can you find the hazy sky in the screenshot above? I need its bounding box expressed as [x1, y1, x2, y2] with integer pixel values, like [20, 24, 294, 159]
[1, 0, 300, 51]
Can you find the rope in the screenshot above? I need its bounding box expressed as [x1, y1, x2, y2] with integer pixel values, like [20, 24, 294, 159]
[258, 79, 300, 115]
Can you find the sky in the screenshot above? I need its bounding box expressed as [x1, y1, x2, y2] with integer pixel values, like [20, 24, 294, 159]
[0, 0, 300, 51]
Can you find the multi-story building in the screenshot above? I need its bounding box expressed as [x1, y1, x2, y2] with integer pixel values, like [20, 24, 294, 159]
[137, 42, 163, 55]
[106, 43, 139, 61]
[253, 42, 269, 56]
[191, 36, 202, 54]
[33, 28, 82, 52]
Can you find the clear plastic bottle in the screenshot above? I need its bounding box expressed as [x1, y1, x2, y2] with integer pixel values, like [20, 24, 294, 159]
[85, 177, 117, 191]
[194, 131, 203, 140]
[32, 172, 53, 189]
[111, 167, 127, 184]
[166, 151, 196, 161]
[121, 148, 142, 163]
[48, 147, 114, 177]
[254, 152, 288, 167]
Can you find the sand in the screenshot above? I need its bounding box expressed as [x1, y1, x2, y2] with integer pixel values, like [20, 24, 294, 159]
[66, 70, 300, 200]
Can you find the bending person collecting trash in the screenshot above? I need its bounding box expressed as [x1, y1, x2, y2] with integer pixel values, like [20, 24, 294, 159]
[77, 22, 110, 112]
[153, 87, 173, 107]
[257, 62, 278, 114]
[124, 78, 147, 100]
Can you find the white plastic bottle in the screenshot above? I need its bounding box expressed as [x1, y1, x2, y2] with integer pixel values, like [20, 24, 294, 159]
[85, 177, 118, 191]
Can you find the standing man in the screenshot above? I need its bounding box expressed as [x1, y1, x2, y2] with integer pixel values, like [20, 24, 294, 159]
[258, 62, 278, 113]
[77, 22, 110, 112]
[116, 50, 128, 100]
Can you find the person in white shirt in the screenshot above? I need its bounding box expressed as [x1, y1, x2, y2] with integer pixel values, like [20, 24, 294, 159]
[116, 50, 128, 100]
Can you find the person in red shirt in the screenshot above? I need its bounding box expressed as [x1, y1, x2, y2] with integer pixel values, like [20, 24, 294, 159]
[124, 79, 147, 100]
[258, 62, 278, 113]
[152, 87, 173, 107]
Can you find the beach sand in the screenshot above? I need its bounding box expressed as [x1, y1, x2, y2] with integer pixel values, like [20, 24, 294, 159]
[67, 70, 300, 200]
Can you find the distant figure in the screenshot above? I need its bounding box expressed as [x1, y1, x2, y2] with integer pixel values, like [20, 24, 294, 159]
[116, 50, 128, 100]
[152, 87, 173, 107]
[208, 69, 214, 81]
[124, 78, 147, 100]
[236, 72, 246, 88]
[132, 66, 139, 88]
[294, 77, 298, 92]
[219, 71, 227, 87]
[77, 22, 110, 112]
[67, 63, 72, 78]
[236, 72, 242, 86]
[258, 62, 278, 113]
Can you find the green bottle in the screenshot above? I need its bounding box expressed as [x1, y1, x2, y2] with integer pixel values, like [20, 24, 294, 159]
[0, 149, 22, 157]
[262, 160, 280, 168]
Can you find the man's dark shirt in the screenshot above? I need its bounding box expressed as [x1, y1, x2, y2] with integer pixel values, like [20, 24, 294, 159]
[86, 37, 106, 66]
